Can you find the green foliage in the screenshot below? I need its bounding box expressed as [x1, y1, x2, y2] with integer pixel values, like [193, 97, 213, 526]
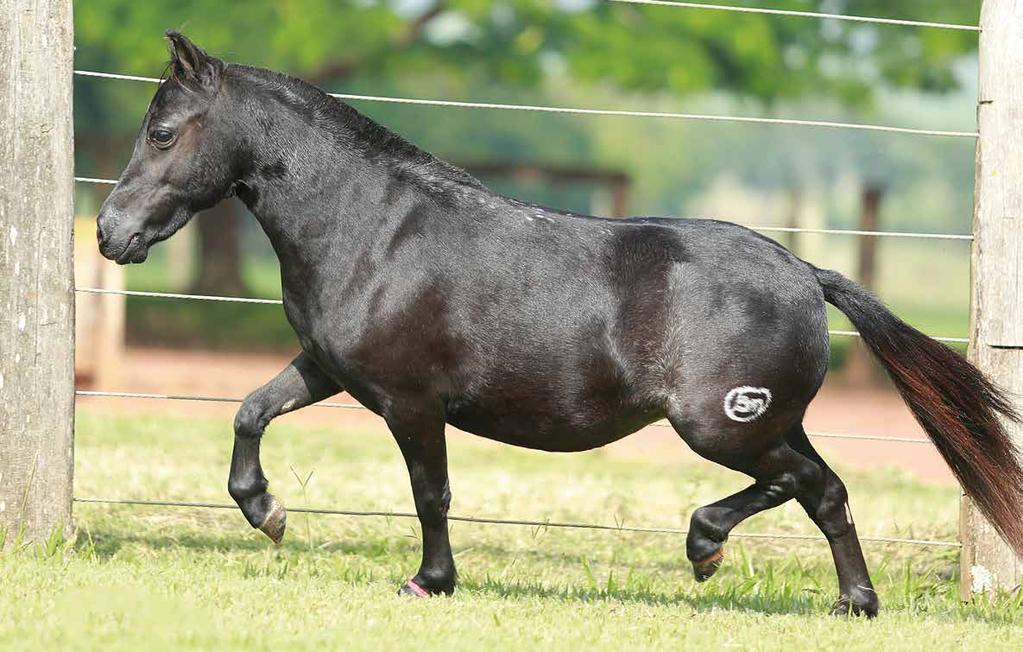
[87, 1, 981, 93]
[73, 0, 979, 136]
[73, 1, 981, 232]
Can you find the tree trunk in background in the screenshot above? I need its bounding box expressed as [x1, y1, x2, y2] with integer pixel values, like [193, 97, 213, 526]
[190, 197, 247, 296]
[843, 184, 884, 385]
[610, 177, 630, 218]
[856, 186, 883, 291]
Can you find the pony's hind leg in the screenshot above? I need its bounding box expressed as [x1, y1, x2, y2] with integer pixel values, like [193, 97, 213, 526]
[676, 434, 824, 583]
[228, 352, 340, 543]
[672, 413, 879, 618]
[785, 425, 878, 618]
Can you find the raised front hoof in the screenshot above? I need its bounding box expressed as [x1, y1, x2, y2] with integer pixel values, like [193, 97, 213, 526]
[257, 496, 287, 544]
[829, 589, 880, 619]
[692, 547, 725, 583]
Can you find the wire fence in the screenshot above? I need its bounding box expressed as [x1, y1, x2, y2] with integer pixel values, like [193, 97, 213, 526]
[71, 1, 972, 553]
[73, 389, 932, 444]
[72, 69, 979, 139]
[72, 287, 971, 344]
[72, 497, 960, 548]
[72, 176, 974, 243]
[609, 0, 981, 32]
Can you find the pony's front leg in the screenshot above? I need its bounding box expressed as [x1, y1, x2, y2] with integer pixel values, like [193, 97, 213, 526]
[229, 352, 340, 543]
[387, 406, 455, 596]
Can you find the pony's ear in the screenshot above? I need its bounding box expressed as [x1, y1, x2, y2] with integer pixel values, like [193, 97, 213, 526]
[165, 31, 221, 88]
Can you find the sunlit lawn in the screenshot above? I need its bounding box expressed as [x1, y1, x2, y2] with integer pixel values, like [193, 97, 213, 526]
[2, 408, 1020, 651]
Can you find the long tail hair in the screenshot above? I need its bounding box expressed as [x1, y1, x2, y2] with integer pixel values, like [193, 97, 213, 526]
[816, 267, 1023, 555]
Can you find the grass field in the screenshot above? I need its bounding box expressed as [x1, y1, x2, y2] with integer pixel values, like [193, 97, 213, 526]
[3, 408, 1021, 651]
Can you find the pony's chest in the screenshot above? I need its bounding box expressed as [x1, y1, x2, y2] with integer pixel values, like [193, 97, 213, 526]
[284, 303, 358, 365]
[280, 287, 357, 362]
[280, 287, 422, 397]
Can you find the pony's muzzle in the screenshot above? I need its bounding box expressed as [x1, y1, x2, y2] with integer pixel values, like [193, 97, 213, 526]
[96, 205, 124, 257]
[96, 205, 145, 264]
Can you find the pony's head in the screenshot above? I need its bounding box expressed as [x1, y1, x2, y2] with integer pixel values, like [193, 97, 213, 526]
[97, 32, 237, 264]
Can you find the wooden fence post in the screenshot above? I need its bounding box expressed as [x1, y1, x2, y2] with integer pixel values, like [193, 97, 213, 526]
[960, 0, 1023, 598]
[0, 0, 76, 547]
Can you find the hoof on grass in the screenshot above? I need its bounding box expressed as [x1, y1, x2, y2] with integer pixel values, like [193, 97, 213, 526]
[692, 547, 725, 582]
[829, 590, 879, 619]
[257, 496, 287, 544]
[398, 579, 432, 598]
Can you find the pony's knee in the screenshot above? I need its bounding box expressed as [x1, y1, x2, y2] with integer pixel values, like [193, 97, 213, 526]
[415, 481, 451, 526]
[234, 396, 270, 440]
[427, 484, 452, 517]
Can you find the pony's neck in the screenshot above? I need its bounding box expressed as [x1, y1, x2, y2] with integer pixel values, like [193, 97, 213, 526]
[223, 64, 484, 283]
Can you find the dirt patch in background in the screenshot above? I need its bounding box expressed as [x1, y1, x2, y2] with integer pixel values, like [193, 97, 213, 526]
[77, 347, 953, 485]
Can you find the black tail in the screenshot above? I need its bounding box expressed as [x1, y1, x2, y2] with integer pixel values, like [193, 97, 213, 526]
[816, 267, 1023, 555]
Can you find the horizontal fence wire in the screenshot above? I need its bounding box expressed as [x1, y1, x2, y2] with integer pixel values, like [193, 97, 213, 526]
[746, 226, 972, 241]
[74, 176, 117, 185]
[74, 389, 932, 445]
[72, 70, 978, 139]
[75, 287, 283, 305]
[71, 288, 970, 344]
[830, 327, 965, 343]
[71, 497, 959, 548]
[609, 0, 981, 32]
[68, 181, 975, 242]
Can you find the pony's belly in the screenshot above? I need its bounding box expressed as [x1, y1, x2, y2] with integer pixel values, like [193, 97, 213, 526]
[445, 401, 658, 452]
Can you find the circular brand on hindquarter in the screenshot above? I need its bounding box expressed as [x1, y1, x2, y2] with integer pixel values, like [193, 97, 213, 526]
[723, 386, 772, 423]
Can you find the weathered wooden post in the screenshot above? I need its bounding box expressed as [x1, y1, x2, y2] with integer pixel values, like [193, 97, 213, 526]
[0, 0, 76, 547]
[960, 0, 1023, 598]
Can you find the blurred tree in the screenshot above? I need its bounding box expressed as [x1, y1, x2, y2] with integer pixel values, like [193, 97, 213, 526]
[190, 199, 246, 296]
[73, 0, 980, 293]
[75, 0, 981, 107]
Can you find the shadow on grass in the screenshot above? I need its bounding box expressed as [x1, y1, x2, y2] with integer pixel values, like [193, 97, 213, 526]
[72, 526, 1021, 624]
[460, 575, 828, 616]
[78, 525, 415, 560]
[458, 576, 1023, 624]
[73, 526, 833, 617]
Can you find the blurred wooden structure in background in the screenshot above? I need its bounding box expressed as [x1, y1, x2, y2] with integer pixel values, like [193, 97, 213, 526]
[463, 161, 631, 218]
[74, 217, 125, 389]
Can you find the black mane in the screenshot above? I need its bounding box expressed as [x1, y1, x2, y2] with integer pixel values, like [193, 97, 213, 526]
[225, 63, 485, 192]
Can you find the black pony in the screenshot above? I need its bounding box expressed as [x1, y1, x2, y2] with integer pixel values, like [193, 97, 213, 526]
[97, 33, 1023, 617]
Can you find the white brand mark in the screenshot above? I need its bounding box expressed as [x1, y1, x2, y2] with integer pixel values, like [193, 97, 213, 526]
[724, 386, 772, 423]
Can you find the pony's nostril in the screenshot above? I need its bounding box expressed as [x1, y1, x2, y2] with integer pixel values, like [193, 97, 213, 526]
[96, 221, 108, 244]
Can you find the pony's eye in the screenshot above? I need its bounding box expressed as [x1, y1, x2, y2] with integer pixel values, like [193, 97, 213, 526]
[149, 128, 176, 148]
